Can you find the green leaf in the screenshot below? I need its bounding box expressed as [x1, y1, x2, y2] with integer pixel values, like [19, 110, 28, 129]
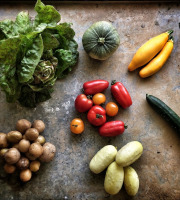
[35, 0, 60, 25]
[0, 64, 21, 102]
[0, 20, 17, 38]
[18, 85, 53, 107]
[42, 32, 59, 51]
[0, 37, 22, 65]
[56, 23, 75, 40]
[17, 34, 44, 83]
[18, 85, 36, 108]
[15, 11, 33, 35]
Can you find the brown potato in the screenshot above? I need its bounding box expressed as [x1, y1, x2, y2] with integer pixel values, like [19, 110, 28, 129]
[30, 161, 40, 172]
[22, 134, 27, 139]
[6, 131, 22, 143]
[4, 164, 16, 174]
[25, 128, 39, 141]
[0, 133, 8, 148]
[18, 139, 30, 153]
[16, 119, 32, 133]
[32, 120, 45, 133]
[4, 148, 20, 164]
[35, 135, 46, 145]
[29, 143, 43, 158]
[39, 142, 56, 163]
[25, 152, 36, 161]
[20, 169, 32, 182]
[16, 157, 30, 170]
[0, 148, 8, 157]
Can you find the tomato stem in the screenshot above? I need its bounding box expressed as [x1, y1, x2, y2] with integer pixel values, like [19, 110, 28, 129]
[111, 80, 116, 85]
[124, 124, 128, 129]
[96, 114, 103, 118]
[87, 95, 92, 99]
[72, 124, 78, 127]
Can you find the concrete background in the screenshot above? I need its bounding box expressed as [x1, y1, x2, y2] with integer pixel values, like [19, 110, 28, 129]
[0, 2, 180, 200]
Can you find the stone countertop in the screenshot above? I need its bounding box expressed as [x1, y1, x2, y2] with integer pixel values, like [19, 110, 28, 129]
[0, 2, 180, 200]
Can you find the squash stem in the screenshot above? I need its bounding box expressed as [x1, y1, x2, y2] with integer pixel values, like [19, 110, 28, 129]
[169, 36, 174, 42]
[167, 30, 173, 35]
[98, 38, 105, 44]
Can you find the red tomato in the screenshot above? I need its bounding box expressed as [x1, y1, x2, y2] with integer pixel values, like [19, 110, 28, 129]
[75, 94, 93, 113]
[99, 121, 127, 137]
[83, 80, 109, 95]
[111, 80, 132, 109]
[87, 106, 106, 126]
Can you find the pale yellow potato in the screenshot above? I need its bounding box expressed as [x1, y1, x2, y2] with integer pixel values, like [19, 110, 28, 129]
[124, 166, 139, 196]
[104, 161, 124, 195]
[116, 141, 143, 167]
[89, 145, 117, 174]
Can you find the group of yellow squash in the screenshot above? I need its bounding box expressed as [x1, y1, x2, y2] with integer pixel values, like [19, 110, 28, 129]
[128, 30, 174, 78]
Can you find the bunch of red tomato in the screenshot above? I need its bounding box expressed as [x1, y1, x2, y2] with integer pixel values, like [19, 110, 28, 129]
[70, 80, 132, 137]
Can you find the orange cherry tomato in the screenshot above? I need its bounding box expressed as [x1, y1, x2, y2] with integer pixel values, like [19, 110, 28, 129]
[92, 93, 106, 105]
[105, 102, 119, 117]
[70, 118, 84, 134]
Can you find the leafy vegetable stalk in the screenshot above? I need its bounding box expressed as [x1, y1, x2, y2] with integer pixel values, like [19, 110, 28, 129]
[0, 0, 79, 107]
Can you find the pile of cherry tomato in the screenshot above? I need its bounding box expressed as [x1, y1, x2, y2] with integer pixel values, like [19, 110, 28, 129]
[70, 80, 132, 137]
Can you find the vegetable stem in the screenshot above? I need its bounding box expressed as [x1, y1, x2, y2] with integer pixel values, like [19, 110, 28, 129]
[96, 114, 103, 118]
[167, 30, 173, 35]
[98, 38, 105, 45]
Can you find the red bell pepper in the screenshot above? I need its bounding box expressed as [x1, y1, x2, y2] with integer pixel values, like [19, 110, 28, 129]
[75, 94, 93, 113]
[111, 80, 132, 109]
[99, 121, 127, 137]
[87, 105, 106, 126]
[83, 80, 109, 95]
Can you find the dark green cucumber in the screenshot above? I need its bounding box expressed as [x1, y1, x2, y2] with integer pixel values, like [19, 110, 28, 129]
[146, 94, 180, 133]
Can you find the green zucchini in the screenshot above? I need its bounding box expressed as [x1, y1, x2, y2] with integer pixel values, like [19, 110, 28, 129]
[146, 94, 180, 133]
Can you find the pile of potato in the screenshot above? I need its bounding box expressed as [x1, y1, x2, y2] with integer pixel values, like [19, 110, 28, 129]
[0, 119, 56, 182]
[89, 141, 143, 196]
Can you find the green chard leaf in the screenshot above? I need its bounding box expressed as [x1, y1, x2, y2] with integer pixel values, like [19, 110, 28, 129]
[17, 34, 44, 83]
[18, 85, 53, 108]
[0, 64, 21, 102]
[56, 23, 75, 40]
[55, 40, 79, 78]
[15, 11, 33, 35]
[0, 37, 22, 65]
[35, 0, 61, 26]
[42, 32, 59, 51]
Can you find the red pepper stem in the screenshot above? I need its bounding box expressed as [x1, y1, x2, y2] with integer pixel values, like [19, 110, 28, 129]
[72, 124, 78, 127]
[111, 80, 116, 85]
[124, 124, 128, 129]
[96, 114, 103, 118]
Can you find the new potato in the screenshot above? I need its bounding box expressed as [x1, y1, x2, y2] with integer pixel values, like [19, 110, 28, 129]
[116, 141, 143, 167]
[124, 166, 139, 196]
[0, 133, 8, 148]
[6, 131, 22, 144]
[89, 145, 117, 174]
[104, 161, 124, 195]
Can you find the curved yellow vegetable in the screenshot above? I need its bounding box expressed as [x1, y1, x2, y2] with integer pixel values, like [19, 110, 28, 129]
[139, 38, 173, 78]
[128, 30, 173, 71]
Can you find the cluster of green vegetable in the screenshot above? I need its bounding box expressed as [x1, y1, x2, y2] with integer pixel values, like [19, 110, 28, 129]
[0, 119, 56, 182]
[89, 141, 143, 196]
[0, 0, 78, 107]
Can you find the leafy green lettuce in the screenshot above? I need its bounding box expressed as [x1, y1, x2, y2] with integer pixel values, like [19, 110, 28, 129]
[0, 0, 78, 107]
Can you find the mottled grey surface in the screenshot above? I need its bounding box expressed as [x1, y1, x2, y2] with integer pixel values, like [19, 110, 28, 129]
[0, 2, 180, 200]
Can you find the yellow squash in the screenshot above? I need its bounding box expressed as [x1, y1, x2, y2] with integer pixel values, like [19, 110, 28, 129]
[128, 30, 173, 71]
[139, 38, 173, 78]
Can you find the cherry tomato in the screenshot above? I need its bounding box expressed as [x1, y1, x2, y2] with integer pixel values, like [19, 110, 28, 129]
[75, 94, 93, 113]
[106, 102, 119, 116]
[70, 118, 84, 134]
[87, 106, 106, 126]
[92, 93, 106, 105]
